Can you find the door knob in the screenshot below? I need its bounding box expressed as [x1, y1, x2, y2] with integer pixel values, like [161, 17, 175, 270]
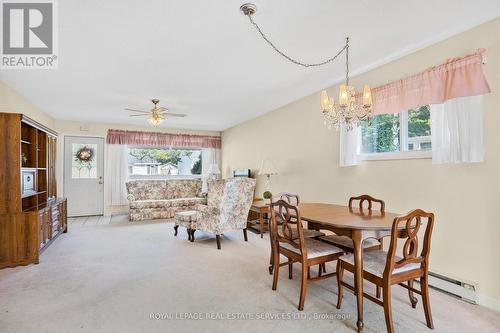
[98, 176, 103, 184]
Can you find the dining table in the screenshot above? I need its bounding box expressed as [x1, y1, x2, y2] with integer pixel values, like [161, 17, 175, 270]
[298, 202, 400, 333]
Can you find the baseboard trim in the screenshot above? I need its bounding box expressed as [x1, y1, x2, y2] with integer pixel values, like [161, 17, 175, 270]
[478, 294, 500, 312]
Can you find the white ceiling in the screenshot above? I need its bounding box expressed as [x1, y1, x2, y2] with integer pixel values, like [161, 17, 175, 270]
[2, 0, 500, 131]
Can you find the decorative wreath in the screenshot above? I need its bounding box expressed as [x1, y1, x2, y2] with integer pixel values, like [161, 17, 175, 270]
[75, 146, 95, 162]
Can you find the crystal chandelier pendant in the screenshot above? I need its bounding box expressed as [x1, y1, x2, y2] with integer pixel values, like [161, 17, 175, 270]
[320, 39, 373, 130]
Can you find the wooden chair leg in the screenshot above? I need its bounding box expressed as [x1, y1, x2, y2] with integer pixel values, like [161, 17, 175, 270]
[322, 263, 327, 273]
[298, 263, 309, 311]
[272, 249, 280, 290]
[336, 261, 344, 309]
[288, 259, 293, 279]
[376, 286, 381, 299]
[187, 228, 192, 241]
[190, 229, 195, 242]
[421, 275, 434, 329]
[174, 225, 178, 236]
[408, 279, 418, 308]
[318, 264, 322, 277]
[382, 285, 394, 333]
[307, 266, 311, 279]
[243, 228, 248, 241]
[215, 234, 221, 250]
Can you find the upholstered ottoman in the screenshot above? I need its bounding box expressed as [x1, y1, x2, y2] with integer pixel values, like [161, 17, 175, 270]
[174, 210, 198, 242]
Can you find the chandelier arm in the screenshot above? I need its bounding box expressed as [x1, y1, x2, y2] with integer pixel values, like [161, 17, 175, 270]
[345, 37, 350, 85]
[247, 15, 347, 68]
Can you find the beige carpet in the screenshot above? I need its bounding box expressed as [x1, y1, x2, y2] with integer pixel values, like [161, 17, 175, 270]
[0, 215, 499, 333]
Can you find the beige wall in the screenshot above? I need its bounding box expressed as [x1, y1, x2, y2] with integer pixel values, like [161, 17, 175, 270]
[0, 80, 55, 128]
[222, 18, 500, 307]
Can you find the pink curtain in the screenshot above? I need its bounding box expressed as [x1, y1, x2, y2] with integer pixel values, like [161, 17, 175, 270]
[362, 49, 491, 115]
[106, 129, 221, 149]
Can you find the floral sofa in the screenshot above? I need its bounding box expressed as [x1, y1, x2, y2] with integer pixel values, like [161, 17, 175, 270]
[126, 179, 206, 221]
[174, 177, 256, 249]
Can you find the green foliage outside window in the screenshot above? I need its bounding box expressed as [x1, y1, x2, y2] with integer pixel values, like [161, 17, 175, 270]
[361, 114, 400, 153]
[361, 105, 431, 154]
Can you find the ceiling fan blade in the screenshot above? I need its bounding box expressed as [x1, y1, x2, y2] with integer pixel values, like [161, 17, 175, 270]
[129, 114, 149, 117]
[164, 112, 187, 118]
[124, 108, 150, 113]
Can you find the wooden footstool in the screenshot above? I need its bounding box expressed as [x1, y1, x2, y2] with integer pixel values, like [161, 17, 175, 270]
[174, 210, 198, 242]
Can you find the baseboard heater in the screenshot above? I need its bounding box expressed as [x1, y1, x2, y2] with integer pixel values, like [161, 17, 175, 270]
[424, 271, 478, 304]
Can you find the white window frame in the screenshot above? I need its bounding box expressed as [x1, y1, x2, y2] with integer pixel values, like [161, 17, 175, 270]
[360, 109, 432, 161]
[127, 146, 203, 180]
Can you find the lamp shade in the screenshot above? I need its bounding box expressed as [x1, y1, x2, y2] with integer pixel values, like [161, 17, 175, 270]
[258, 159, 278, 176]
[207, 163, 221, 175]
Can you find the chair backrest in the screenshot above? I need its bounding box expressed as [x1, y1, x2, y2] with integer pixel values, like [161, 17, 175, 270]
[270, 199, 306, 258]
[207, 179, 225, 208]
[277, 192, 300, 206]
[219, 177, 256, 228]
[349, 194, 385, 213]
[384, 209, 435, 278]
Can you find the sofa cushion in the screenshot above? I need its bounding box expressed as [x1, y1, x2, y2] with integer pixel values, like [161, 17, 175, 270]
[129, 199, 171, 209]
[164, 179, 202, 199]
[126, 180, 167, 201]
[169, 197, 206, 207]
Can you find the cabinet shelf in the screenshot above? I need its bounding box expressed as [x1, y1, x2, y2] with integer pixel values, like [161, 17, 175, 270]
[20, 140, 31, 145]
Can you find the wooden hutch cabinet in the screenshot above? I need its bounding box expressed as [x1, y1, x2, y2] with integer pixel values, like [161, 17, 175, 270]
[0, 113, 67, 268]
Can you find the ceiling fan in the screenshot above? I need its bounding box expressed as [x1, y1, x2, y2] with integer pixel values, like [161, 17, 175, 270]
[125, 99, 187, 126]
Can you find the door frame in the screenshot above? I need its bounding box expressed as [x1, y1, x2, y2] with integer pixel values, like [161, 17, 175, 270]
[62, 134, 105, 216]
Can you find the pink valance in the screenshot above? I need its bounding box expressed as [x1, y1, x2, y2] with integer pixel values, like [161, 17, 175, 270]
[364, 49, 491, 115]
[107, 129, 221, 149]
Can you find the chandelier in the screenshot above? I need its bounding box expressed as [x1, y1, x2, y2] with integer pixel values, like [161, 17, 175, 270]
[240, 3, 373, 130]
[148, 109, 164, 126]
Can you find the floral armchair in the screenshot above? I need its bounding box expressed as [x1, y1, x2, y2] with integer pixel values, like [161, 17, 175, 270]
[175, 177, 256, 249]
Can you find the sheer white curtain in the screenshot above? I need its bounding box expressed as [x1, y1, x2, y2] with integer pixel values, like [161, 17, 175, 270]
[105, 144, 129, 206]
[430, 95, 484, 164]
[201, 148, 221, 192]
[339, 125, 361, 167]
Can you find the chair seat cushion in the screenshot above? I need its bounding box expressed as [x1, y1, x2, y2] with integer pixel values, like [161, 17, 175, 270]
[291, 229, 325, 239]
[339, 250, 421, 278]
[280, 238, 344, 259]
[319, 235, 381, 249]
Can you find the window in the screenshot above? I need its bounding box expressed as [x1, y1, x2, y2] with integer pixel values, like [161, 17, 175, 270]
[361, 105, 431, 160]
[127, 147, 202, 178]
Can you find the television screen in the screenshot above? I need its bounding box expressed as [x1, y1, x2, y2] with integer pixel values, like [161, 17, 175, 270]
[233, 169, 251, 177]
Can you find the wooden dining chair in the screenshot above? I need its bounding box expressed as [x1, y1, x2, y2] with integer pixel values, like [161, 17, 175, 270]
[268, 192, 326, 275]
[320, 194, 385, 252]
[319, 195, 386, 296]
[336, 209, 435, 333]
[270, 199, 344, 311]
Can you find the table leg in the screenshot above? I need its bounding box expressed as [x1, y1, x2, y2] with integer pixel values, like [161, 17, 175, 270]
[259, 210, 264, 238]
[352, 229, 364, 332]
[268, 215, 274, 274]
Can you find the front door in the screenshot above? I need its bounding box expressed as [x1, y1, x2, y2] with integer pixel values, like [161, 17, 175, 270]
[64, 136, 104, 216]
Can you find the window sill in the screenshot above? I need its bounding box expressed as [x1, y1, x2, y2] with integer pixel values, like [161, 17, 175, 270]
[361, 150, 431, 161]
